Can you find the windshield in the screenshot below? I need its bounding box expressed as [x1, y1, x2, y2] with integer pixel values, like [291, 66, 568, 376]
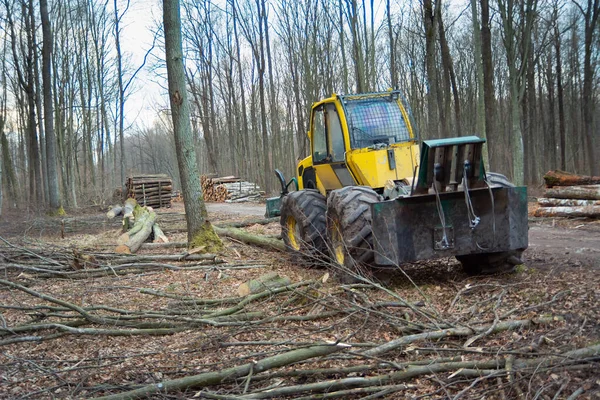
[343, 96, 412, 149]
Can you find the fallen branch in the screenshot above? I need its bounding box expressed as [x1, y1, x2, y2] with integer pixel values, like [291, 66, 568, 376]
[214, 226, 285, 252]
[94, 343, 350, 400]
[362, 317, 557, 357]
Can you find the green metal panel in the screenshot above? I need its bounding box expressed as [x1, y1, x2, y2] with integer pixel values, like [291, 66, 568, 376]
[265, 197, 282, 218]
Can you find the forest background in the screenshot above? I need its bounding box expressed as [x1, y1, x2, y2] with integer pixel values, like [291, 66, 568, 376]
[0, 0, 598, 212]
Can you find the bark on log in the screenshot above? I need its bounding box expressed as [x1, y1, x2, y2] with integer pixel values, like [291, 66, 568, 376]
[116, 211, 157, 254]
[238, 272, 292, 296]
[106, 206, 123, 219]
[123, 198, 137, 218]
[537, 198, 600, 207]
[152, 224, 169, 243]
[533, 206, 600, 218]
[94, 343, 349, 400]
[218, 217, 278, 229]
[543, 170, 600, 187]
[545, 185, 600, 200]
[213, 226, 285, 252]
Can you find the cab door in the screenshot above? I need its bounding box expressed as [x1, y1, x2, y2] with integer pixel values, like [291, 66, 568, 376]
[309, 102, 356, 194]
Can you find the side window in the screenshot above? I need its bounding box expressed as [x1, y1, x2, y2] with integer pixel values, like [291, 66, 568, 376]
[326, 104, 345, 162]
[312, 107, 327, 163]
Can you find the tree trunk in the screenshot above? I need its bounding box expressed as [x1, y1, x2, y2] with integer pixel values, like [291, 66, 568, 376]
[581, 0, 599, 175]
[545, 185, 600, 200]
[423, 0, 439, 139]
[163, 0, 222, 250]
[40, 0, 60, 211]
[533, 206, 600, 218]
[554, 11, 567, 171]
[543, 170, 600, 187]
[480, 0, 496, 170]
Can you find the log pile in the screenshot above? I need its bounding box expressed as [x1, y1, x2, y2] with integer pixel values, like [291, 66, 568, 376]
[201, 175, 263, 202]
[126, 174, 172, 208]
[534, 170, 600, 218]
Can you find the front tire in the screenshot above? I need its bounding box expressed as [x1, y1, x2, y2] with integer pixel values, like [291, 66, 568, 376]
[326, 187, 381, 277]
[280, 190, 327, 265]
[457, 172, 525, 274]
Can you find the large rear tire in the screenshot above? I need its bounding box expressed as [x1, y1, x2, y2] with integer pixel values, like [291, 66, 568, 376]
[326, 187, 381, 277]
[280, 190, 327, 265]
[456, 172, 525, 275]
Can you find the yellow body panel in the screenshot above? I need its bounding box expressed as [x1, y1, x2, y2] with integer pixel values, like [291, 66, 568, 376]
[346, 142, 420, 188]
[297, 91, 420, 196]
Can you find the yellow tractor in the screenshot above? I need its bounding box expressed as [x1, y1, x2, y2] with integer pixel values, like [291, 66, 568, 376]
[274, 91, 528, 275]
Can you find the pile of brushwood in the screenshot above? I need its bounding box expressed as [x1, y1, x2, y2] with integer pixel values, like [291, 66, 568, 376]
[0, 213, 598, 399]
[535, 170, 600, 218]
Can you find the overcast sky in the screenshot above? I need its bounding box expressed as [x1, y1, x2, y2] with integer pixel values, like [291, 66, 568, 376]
[120, 0, 164, 129]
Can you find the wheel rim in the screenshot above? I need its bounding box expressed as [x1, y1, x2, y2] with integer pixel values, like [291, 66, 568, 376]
[286, 216, 301, 250]
[330, 219, 345, 265]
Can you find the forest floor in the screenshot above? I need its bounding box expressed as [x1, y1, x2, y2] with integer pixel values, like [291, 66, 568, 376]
[0, 201, 599, 399]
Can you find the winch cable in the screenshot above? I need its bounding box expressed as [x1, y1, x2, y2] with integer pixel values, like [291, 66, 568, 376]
[462, 164, 481, 229]
[477, 174, 498, 251]
[433, 180, 450, 249]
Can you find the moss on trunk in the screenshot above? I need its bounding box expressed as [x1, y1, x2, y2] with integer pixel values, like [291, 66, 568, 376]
[190, 221, 223, 253]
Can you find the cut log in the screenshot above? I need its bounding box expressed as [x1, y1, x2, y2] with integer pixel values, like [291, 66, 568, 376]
[116, 211, 157, 254]
[545, 185, 600, 200]
[533, 206, 600, 218]
[106, 205, 123, 219]
[152, 224, 169, 243]
[543, 170, 600, 187]
[237, 272, 292, 296]
[537, 198, 600, 207]
[123, 198, 137, 218]
[213, 226, 285, 252]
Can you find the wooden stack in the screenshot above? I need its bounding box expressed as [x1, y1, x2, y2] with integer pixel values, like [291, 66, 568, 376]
[534, 170, 600, 218]
[126, 174, 172, 209]
[201, 175, 230, 202]
[201, 175, 263, 202]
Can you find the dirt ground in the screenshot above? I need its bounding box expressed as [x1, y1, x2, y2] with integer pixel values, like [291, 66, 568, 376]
[0, 201, 599, 399]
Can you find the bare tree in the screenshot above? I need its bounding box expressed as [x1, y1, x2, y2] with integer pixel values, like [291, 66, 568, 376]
[163, 0, 222, 250]
[40, 0, 61, 211]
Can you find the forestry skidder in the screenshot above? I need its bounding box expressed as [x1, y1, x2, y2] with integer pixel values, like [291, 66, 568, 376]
[274, 91, 528, 275]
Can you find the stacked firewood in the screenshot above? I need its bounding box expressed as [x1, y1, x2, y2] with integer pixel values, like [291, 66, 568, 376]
[534, 170, 600, 218]
[201, 175, 263, 202]
[201, 175, 231, 202]
[126, 174, 172, 208]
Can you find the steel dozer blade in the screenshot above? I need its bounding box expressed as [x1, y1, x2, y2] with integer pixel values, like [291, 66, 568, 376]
[372, 135, 528, 266]
[371, 186, 528, 266]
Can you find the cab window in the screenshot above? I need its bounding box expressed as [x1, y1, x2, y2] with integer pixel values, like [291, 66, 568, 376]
[312, 107, 327, 163]
[326, 104, 345, 162]
[311, 104, 346, 164]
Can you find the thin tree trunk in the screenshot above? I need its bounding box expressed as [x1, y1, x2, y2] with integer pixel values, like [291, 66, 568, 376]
[480, 0, 496, 170]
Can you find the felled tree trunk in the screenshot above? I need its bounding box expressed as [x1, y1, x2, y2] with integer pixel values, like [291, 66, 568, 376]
[545, 185, 600, 200]
[213, 226, 285, 252]
[152, 224, 169, 243]
[106, 205, 123, 219]
[533, 206, 600, 218]
[543, 170, 600, 187]
[122, 198, 138, 231]
[116, 209, 157, 254]
[537, 198, 600, 207]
